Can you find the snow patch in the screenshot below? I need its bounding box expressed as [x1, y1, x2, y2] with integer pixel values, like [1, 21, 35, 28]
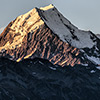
[40, 4, 54, 11]
[81, 63, 88, 66]
[87, 56, 100, 65]
[90, 70, 96, 73]
[39, 61, 44, 65]
[49, 66, 56, 70]
[0, 27, 5, 34]
[96, 66, 100, 70]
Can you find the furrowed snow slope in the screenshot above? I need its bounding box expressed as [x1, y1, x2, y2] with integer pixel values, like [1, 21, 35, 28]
[0, 4, 100, 65]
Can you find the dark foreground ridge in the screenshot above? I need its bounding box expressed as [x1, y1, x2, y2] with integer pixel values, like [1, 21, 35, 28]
[0, 57, 100, 100]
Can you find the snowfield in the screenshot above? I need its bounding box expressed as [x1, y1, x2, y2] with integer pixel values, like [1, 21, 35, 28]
[39, 5, 97, 48]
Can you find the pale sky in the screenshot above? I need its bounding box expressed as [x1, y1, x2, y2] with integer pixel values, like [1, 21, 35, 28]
[0, 0, 100, 34]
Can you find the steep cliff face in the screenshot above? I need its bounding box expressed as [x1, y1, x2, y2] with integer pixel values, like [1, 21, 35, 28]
[0, 4, 100, 66]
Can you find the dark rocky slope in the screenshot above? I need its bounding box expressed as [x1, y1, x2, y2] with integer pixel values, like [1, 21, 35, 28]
[0, 57, 100, 100]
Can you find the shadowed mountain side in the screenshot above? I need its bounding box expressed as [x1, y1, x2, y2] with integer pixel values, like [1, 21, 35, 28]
[0, 57, 100, 100]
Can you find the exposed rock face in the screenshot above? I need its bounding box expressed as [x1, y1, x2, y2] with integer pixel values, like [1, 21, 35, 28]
[0, 4, 100, 66]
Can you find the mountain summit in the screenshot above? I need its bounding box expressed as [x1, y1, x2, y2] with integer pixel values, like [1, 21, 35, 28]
[0, 4, 100, 66]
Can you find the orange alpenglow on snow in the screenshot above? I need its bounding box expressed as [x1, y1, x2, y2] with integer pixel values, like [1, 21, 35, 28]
[0, 4, 100, 67]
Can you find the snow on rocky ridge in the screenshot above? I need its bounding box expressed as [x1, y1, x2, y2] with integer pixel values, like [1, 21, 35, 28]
[38, 4, 100, 65]
[38, 4, 98, 49]
[96, 34, 100, 39]
[0, 4, 100, 66]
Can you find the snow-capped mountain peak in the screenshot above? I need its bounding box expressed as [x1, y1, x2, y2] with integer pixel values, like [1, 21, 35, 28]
[40, 4, 54, 10]
[0, 5, 100, 66]
[37, 5, 98, 49]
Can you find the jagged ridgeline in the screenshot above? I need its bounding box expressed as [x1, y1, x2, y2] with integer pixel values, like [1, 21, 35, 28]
[0, 4, 100, 67]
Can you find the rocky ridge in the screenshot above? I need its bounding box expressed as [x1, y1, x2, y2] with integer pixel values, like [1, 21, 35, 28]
[0, 4, 100, 66]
